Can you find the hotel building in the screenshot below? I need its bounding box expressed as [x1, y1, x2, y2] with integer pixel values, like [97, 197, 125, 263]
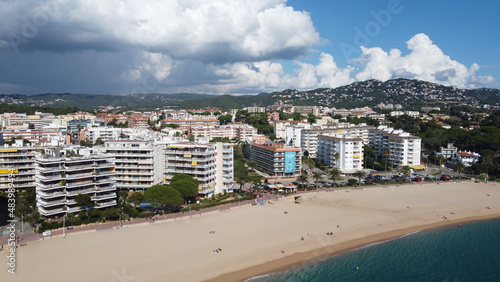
[249, 141, 301, 178]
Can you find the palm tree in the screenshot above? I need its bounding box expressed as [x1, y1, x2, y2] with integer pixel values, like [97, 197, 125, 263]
[383, 148, 391, 173]
[436, 155, 446, 167]
[354, 170, 366, 186]
[455, 161, 465, 180]
[312, 171, 323, 187]
[401, 166, 411, 182]
[296, 173, 309, 190]
[329, 167, 341, 188]
[334, 153, 340, 168]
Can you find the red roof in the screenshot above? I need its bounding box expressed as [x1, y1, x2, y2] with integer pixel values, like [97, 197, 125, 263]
[458, 152, 474, 157]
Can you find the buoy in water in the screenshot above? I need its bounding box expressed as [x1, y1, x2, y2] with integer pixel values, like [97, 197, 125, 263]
[356, 267, 359, 270]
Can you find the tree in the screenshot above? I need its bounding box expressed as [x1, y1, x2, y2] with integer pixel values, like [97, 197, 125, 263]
[248, 172, 263, 187]
[354, 170, 366, 186]
[436, 155, 446, 167]
[312, 171, 323, 187]
[329, 167, 341, 187]
[127, 192, 144, 204]
[75, 194, 92, 206]
[455, 161, 465, 180]
[334, 153, 340, 168]
[296, 173, 309, 189]
[218, 114, 233, 125]
[383, 148, 391, 172]
[169, 174, 199, 203]
[144, 185, 184, 208]
[75, 193, 93, 217]
[401, 166, 412, 182]
[94, 138, 104, 146]
[363, 145, 375, 169]
[246, 160, 259, 172]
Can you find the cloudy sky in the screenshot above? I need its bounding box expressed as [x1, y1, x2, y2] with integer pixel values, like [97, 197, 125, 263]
[0, 0, 499, 95]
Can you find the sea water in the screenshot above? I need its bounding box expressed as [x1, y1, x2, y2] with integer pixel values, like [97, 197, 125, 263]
[251, 218, 500, 282]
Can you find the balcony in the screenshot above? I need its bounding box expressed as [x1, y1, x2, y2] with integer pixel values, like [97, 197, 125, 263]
[38, 207, 65, 216]
[37, 198, 66, 207]
[36, 190, 66, 198]
[66, 172, 94, 179]
[66, 180, 94, 188]
[92, 193, 116, 201]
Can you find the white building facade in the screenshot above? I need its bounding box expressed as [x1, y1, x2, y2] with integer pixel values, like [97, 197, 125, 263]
[35, 154, 117, 217]
[105, 140, 166, 190]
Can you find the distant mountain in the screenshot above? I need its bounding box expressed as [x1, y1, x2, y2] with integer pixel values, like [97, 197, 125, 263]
[1, 79, 498, 111]
[0, 93, 217, 111]
[267, 78, 500, 110]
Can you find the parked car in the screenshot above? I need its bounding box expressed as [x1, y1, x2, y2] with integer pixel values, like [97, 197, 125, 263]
[440, 174, 451, 181]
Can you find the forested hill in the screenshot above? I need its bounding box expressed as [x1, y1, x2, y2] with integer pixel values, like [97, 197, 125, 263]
[1, 79, 498, 112]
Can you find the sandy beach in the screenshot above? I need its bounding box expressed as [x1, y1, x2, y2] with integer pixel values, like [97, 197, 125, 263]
[1, 181, 499, 282]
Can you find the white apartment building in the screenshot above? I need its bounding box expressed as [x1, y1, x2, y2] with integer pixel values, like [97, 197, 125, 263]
[317, 135, 364, 173]
[299, 125, 372, 157]
[165, 142, 234, 197]
[85, 127, 123, 143]
[274, 120, 308, 139]
[0, 147, 36, 191]
[368, 126, 421, 167]
[190, 123, 258, 142]
[35, 154, 117, 217]
[105, 140, 166, 190]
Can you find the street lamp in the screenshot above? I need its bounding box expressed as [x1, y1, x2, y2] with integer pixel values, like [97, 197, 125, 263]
[120, 207, 124, 227]
[188, 200, 191, 218]
[62, 213, 66, 238]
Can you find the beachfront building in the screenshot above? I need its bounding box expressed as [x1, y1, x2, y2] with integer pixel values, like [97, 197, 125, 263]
[368, 126, 421, 167]
[449, 151, 480, 167]
[249, 141, 301, 178]
[0, 147, 37, 191]
[105, 140, 166, 190]
[316, 135, 364, 173]
[299, 124, 372, 158]
[165, 142, 234, 196]
[35, 154, 117, 217]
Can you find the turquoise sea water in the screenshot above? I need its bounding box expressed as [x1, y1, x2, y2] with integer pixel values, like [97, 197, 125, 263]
[250, 218, 500, 282]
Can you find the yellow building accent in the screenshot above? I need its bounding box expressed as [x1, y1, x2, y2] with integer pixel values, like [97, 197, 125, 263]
[0, 169, 18, 174]
[191, 161, 198, 166]
[336, 130, 344, 133]
[198, 186, 202, 191]
[353, 155, 360, 158]
[138, 162, 153, 165]
[209, 184, 214, 188]
[0, 149, 18, 152]
[183, 154, 192, 158]
[168, 146, 185, 149]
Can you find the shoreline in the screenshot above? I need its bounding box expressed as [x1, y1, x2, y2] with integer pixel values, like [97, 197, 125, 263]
[206, 214, 500, 282]
[1, 181, 498, 282]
